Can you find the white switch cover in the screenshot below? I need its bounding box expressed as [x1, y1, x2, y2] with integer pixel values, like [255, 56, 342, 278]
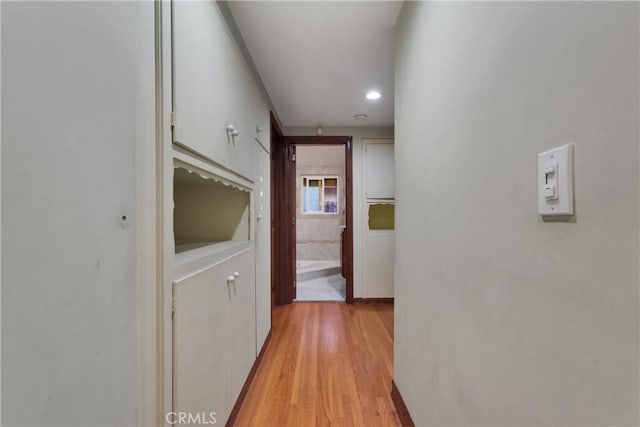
[538, 144, 574, 216]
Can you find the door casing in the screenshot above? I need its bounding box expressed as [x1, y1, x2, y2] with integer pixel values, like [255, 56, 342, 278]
[272, 135, 354, 304]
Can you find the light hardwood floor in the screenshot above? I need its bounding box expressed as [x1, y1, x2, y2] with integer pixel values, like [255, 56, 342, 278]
[233, 302, 400, 426]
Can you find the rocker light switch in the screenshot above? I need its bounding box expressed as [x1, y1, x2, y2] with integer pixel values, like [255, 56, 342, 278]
[544, 184, 557, 200]
[538, 144, 574, 216]
[543, 163, 558, 200]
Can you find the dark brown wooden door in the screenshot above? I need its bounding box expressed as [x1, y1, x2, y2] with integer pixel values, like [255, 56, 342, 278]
[270, 114, 296, 305]
[286, 142, 297, 301]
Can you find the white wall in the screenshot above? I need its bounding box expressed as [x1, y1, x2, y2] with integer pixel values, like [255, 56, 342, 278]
[285, 126, 394, 298]
[2, 2, 155, 425]
[394, 2, 639, 425]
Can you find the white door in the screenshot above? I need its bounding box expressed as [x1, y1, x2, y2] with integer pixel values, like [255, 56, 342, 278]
[363, 140, 395, 298]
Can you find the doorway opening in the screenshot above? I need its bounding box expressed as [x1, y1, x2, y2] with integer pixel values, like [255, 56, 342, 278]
[294, 145, 346, 301]
[271, 129, 354, 305]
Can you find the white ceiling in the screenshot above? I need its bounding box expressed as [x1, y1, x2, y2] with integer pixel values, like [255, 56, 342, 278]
[227, 1, 402, 128]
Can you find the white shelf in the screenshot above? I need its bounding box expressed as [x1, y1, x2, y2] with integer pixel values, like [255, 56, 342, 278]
[174, 240, 254, 281]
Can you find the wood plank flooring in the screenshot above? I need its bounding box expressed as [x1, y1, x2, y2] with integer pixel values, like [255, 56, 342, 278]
[233, 302, 400, 426]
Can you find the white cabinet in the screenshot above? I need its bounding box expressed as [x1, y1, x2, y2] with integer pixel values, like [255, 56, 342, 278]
[172, 260, 232, 421]
[173, 246, 256, 424]
[254, 92, 270, 151]
[254, 143, 271, 355]
[168, 1, 271, 423]
[172, 0, 262, 181]
[363, 140, 395, 298]
[229, 249, 256, 401]
[365, 143, 395, 199]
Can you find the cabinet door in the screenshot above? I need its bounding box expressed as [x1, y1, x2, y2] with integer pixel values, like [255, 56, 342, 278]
[173, 0, 257, 180]
[229, 249, 256, 401]
[253, 88, 270, 154]
[365, 143, 395, 199]
[173, 265, 232, 422]
[254, 144, 271, 356]
[364, 227, 395, 298]
[363, 141, 395, 298]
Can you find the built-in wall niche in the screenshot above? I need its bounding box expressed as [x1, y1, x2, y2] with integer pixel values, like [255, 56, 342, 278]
[174, 166, 251, 253]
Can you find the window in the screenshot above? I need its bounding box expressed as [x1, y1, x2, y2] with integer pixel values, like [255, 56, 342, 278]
[301, 176, 339, 214]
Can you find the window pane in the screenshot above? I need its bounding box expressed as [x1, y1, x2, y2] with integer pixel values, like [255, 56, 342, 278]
[307, 186, 321, 212]
[324, 187, 337, 213]
[302, 187, 307, 212]
[368, 204, 394, 230]
[325, 178, 337, 187]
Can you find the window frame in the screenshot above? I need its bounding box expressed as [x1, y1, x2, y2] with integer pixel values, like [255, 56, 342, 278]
[301, 175, 339, 215]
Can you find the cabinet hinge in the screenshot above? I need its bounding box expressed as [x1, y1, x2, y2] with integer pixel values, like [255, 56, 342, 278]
[171, 296, 176, 316]
[170, 112, 176, 128]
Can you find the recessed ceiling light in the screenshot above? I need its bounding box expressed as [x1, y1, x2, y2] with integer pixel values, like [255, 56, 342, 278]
[366, 90, 381, 100]
[354, 114, 368, 121]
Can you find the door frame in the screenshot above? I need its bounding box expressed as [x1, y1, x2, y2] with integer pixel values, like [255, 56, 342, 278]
[285, 135, 354, 304]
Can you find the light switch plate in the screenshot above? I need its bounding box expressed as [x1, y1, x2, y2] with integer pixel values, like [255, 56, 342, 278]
[538, 144, 574, 216]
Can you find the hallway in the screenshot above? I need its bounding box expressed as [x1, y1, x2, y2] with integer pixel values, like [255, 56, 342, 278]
[233, 303, 399, 426]
[3, 2, 639, 425]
